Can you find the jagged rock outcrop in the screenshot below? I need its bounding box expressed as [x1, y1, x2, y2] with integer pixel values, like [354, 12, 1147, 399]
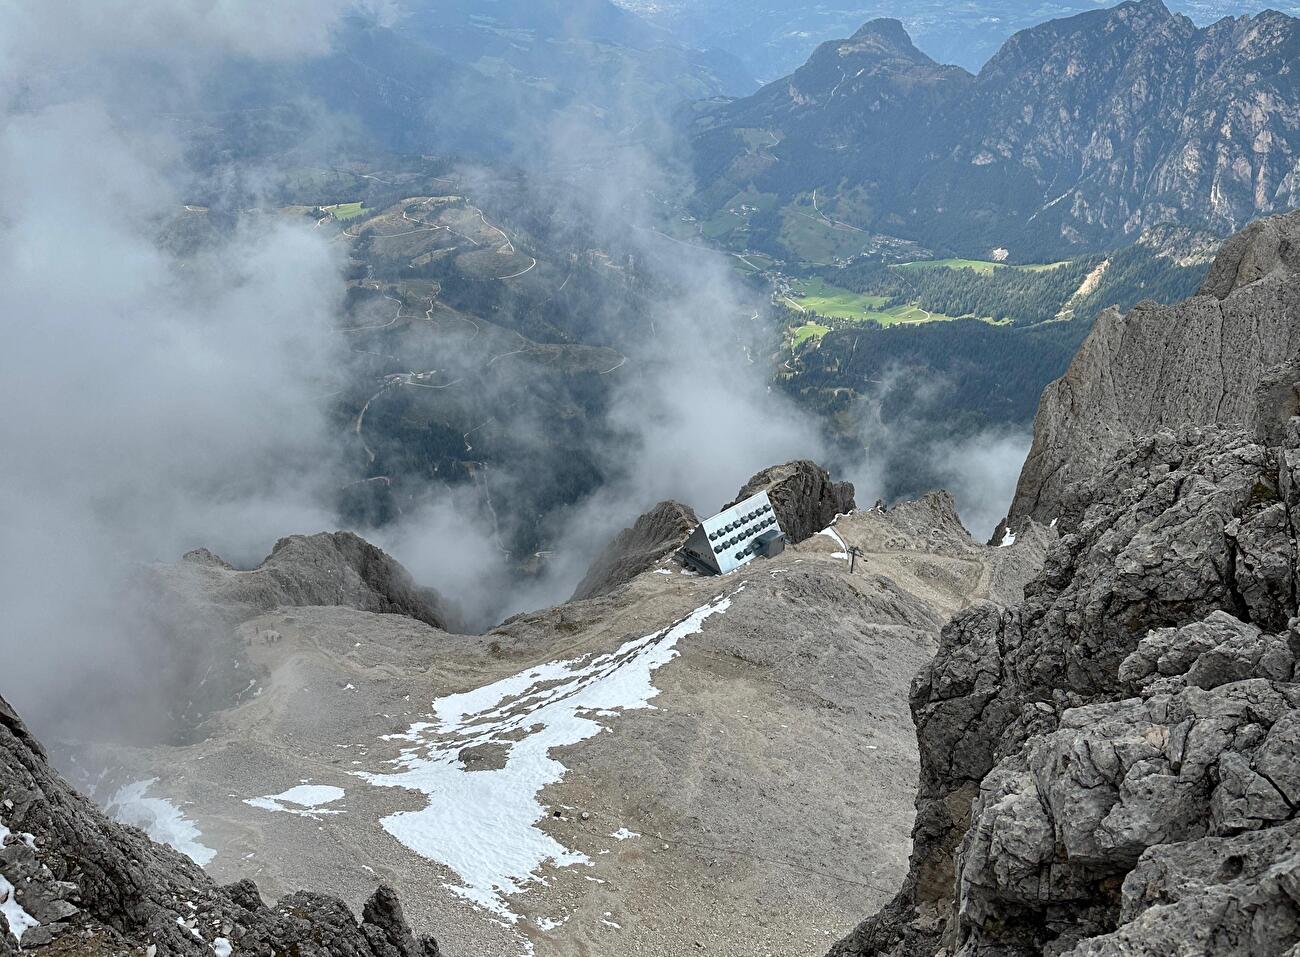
[574, 462, 857, 599]
[1202, 213, 1300, 299]
[0, 693, 439, 956]
[570, 500, 699, 600]
[76, 533, 452, 746]
[729, 459, 856, 544]
[1008, 209, 1300, 528]
[831, 420, 1300, 956]
[165, 531, 448, 630]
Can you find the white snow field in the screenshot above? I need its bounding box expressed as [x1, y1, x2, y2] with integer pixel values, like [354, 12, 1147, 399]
[357, 591, 738, 919]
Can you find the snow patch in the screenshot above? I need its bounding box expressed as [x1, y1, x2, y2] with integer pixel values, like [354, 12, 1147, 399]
[0, 873, 38, 943]
[817, 526, 848, 551]
[998, 527, 1016, 548]
[609, 827, 640, 841]
[356, 591, 737, 921]
[0, 822, 36, 852]
[212, 938, 233, 957]
[244, 785, 345, 818]
[104, 779, 216, 866]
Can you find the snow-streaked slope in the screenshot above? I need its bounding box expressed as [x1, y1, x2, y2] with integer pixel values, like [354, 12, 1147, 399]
[0, 819, 39, 943]
[357, 590, 739, 919]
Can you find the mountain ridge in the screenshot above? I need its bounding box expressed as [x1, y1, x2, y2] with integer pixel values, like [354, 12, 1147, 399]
[1007, 208, 1300, 527]
[690, 1, 1300, 259]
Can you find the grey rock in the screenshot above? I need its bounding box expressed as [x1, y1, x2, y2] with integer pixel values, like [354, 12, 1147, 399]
[728, 459, 856, 544]
[1119, 612, 1295, 692]
[103, 531, 455, 745]
[0, 690, 440, 956]
[831, 421, 1300, 957]
[1008, 210, 1300, 528]
[826, 218, 1300, 957]
[1064, 821, 1300, 956]
[1201, 214, 1300, 299]
[162, 531, 449, 631]
[570, 500, 698, 600]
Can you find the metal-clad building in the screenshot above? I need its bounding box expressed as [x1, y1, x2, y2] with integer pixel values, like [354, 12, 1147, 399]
[680, 491, 785, 575]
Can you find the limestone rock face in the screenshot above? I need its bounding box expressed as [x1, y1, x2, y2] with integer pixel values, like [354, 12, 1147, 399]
[729, 459, 856, 544]
[1008, 210, 1300, 527]
[570, 501, 699, 601]
[1201, 212, 1300, 298]
[830, 421, 1300, 957]
[0, 693, 440, 956]
[168, 531, 448, 630]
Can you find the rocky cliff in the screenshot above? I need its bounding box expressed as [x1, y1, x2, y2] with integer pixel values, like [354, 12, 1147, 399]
[573, 460, 855, 601]
[1008, 209, 1300, 527]
[727, 459, 857, 544]
[570, 500, 699, 600]
[832, 219, 1300, 955]
[0, 692, 439, 956]
[163, 531, 450, 631]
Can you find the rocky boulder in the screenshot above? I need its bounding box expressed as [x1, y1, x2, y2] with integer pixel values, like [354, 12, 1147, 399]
[571, 500, 699, 600]
[0, 692, 440, 956]
[729, 460, 856, 544]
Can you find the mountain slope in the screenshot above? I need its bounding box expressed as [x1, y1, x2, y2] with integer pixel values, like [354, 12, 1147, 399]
[690, 0, 1300, 259]
[831, 212, 1300, 956]
[1008, 209, 1300, 527]
[189, 0, 755, 165]
[0, 692, 440, 956]
[64, 467, 1044, 957]
[613, 0, 1292, 79]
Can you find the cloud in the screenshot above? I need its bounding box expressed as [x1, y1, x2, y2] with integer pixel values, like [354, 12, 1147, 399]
[0, 0, 356, 85]
[0, 4, 353, 739]
[0, 0, 929, 733]
[835, 368, 1027, 541]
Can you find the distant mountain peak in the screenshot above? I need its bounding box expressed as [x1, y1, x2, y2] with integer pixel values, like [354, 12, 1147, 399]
[1112, 0, 1178, 26]
[692, 0, 1300, 256]
[849, 18, 912, 45]
[1125, 0, 1173, 15]
[844, 18, 932, 61]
